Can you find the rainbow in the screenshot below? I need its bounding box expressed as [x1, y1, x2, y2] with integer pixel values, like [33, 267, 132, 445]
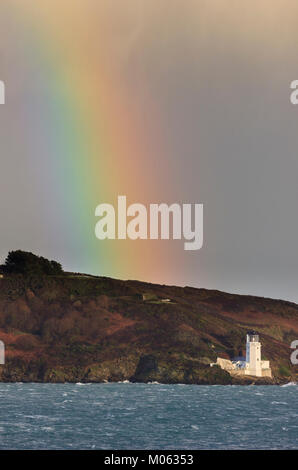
[5, 1, 178, 282]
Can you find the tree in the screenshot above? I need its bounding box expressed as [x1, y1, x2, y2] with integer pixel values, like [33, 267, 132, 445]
[2, 250, 63, 276]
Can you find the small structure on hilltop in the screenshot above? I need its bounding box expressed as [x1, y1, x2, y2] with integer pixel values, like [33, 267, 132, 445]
[142, 293, 158, 301]
[211, 331, 272, 378]
[141, 293, 173, 303]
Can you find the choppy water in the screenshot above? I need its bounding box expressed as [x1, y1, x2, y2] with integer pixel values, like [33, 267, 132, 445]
[0, 382, 297, 449]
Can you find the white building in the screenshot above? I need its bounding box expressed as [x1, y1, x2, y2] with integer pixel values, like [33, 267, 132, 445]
[211, 331, 272, 378]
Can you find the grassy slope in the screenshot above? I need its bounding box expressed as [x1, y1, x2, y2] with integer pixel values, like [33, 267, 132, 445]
[0, 274, 297, 384]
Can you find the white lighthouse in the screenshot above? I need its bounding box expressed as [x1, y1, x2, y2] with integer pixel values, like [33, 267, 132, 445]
[211, 330, 272, 378]
[245, 331, 262, 377]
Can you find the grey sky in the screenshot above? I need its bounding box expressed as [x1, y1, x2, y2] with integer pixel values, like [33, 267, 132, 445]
[1, 1, 298, 302]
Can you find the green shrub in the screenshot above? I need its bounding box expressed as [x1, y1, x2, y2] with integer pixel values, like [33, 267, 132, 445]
[278, 365, 290, 377]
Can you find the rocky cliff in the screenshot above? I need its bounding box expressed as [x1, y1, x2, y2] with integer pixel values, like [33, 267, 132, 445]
[0, 274, 297, 384]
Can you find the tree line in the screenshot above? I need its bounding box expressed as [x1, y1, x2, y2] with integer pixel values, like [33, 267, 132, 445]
[0, 250, 63, 276]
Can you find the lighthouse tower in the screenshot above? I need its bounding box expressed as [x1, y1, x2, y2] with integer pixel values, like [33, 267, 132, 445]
[246, 331, 262, 377]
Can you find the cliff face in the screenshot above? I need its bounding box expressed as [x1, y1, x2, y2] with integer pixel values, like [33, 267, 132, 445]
[0, 274, 297, 384]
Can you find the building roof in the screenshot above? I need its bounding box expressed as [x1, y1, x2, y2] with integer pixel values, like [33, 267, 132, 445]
[247, 330, 258, 335]
[232, 356, 245, 362]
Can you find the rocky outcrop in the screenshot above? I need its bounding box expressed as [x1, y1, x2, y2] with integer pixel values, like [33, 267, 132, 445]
[130, 355, 233, 385]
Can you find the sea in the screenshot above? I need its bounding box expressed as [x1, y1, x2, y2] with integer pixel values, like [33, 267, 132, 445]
[0, 382, 297, 450]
